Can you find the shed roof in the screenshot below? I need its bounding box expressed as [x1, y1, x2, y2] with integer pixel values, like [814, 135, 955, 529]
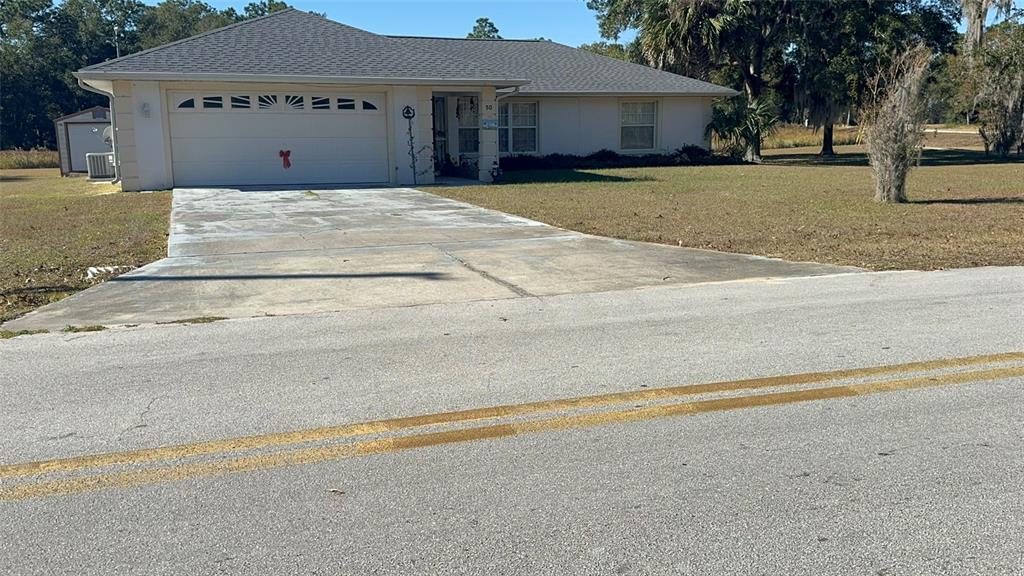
[54, 106, 110, 123]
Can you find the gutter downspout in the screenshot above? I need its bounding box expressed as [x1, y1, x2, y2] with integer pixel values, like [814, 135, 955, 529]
[77, 78, 120, 184]
[495, 87, 520, 101]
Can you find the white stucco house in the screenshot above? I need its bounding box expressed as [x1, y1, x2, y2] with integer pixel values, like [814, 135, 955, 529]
[74, 9, 737, 191]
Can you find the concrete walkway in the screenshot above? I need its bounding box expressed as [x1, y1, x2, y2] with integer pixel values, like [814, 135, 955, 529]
[4, 187, 859, 330]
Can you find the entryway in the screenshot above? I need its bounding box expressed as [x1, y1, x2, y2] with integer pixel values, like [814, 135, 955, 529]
[431, 93, 480, 178]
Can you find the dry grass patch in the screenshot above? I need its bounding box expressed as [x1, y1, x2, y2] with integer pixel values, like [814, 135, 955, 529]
[0, 149, 60, 169]
[758, 125, 988, 152]
[0, 169, 171, 323]
[435, 146, 1023, 271]
[762, 124, 861, 150]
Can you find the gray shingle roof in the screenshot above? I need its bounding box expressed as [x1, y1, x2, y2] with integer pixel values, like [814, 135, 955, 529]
[79, 9, 521, 83]
[79, 9, 736, 96]
[389, 36, 737, 96]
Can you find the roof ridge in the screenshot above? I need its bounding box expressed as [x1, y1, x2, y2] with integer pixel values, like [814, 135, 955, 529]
[81, 8, 301, 71]
[296, 17, 516, 78]
[387, 35, 543, 43]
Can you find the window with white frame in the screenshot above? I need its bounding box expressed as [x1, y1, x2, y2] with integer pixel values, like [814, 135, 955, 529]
[456, 96, 480, 155]
[499, 102, 538, 154]
[620, 101, 657, 150]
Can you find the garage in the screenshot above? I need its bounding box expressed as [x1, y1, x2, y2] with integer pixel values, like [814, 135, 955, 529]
[167, 90, 389, 187]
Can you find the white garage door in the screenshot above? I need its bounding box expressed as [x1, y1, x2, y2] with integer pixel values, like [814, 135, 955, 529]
[67, 123, 112, 172]
[168, 91, 389, 186]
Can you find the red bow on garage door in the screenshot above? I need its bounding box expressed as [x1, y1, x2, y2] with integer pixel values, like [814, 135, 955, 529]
[279, 149, 292, 169]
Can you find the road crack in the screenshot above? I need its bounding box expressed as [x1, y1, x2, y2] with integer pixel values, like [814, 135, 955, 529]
[118, 396, 166, 439]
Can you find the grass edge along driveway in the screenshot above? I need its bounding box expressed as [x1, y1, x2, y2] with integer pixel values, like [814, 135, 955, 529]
[432, 146, 1024, 272]
[1, 169, 171, 325]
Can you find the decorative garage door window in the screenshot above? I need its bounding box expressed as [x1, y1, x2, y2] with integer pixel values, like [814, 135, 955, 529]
[498, 102, 538, 154]
[202, 96, 223, 109]
[170, 92, 383, 114]
[620, 101, 657, 150]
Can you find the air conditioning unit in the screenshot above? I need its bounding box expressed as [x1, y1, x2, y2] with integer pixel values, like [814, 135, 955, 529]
[86, 152, 115, 180]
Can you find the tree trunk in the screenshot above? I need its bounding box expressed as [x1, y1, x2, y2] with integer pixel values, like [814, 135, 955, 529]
[744, 138, 762, 163]
[820, 123, 836, 156]
[874, 179, 908, 203]
[872, 158, 910, 203]
[741, 72, 764, 163]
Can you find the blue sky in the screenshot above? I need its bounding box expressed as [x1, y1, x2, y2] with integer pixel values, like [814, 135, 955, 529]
[189, 0, 1024, 45]
[198, 0, 624, 46]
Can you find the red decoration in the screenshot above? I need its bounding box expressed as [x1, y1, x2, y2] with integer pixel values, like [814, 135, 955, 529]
[279, 149, 292, 169]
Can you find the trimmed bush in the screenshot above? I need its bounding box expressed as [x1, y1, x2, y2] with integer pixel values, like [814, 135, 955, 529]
[498, 147, 742, 172]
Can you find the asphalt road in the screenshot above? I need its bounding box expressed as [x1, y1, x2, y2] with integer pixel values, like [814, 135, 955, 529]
[2, 267, 1023, 575]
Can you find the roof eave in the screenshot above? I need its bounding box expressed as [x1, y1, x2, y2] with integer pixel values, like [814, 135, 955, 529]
[508, 89, 740, 97]
[74, 71, 530, 88]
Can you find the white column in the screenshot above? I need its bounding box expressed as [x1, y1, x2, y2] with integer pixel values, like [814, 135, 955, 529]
[477, 86, 498, 183]
[130, 81, 171, 190]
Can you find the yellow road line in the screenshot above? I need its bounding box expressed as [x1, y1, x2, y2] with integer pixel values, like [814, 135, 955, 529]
[2, 363, 1021, 502]
[1, 351, 1022, 480]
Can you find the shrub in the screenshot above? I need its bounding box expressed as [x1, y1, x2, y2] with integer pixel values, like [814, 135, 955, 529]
[705, 95, 779, 162]
[863, 44, 933, 203]
[498, 146, 737, 172]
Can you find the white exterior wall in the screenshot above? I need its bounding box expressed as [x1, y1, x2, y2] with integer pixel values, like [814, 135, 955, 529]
[511, 95, 714, 157]
[101, 78, 716, 191]
[659, 96, 713, 151]
[111, 81, 141, 190]
[130, 81, 172, 190]
[390, 85, 435, 185]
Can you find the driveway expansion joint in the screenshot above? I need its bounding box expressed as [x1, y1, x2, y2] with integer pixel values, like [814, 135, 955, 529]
[438, 247, 536, 298]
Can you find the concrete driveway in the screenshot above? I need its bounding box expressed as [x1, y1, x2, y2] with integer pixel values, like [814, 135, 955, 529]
[5, 187, 858, 329]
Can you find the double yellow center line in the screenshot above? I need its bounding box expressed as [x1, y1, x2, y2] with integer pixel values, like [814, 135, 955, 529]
[2, 351, 1022, 501]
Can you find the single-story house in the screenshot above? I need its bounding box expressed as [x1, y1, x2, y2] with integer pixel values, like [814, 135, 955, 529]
[54, 106, 111, 175]
[74, 8, 737, 191]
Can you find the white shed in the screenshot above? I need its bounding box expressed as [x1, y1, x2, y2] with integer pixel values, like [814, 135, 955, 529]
[55, 107, 111, 176]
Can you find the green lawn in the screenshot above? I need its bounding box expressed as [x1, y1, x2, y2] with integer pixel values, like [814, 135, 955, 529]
[0, 169, 171, 324]
[432, 146, 1024, 271]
